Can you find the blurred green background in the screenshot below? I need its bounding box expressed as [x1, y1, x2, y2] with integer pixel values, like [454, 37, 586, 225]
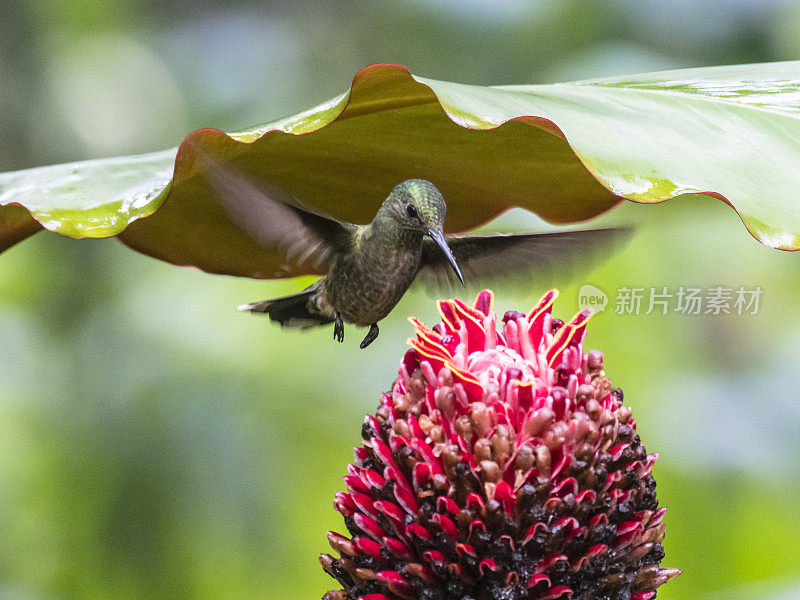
[2, 1, 800, 599]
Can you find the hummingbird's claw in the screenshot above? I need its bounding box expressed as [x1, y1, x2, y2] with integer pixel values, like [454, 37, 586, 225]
[334, 314, 345, 343]
[360, 323, 379, 349]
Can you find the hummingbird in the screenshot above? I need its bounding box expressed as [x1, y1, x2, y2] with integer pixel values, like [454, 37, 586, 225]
[239, 179, 469, 349]
[200, 157, 623, 349]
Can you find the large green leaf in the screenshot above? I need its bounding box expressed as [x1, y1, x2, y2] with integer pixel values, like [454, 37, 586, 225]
[0, 149, 176, 240]
[2, 61, 799, 277]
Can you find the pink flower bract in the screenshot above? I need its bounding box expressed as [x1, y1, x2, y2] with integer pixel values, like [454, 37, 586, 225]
[321, 290, 679, 600]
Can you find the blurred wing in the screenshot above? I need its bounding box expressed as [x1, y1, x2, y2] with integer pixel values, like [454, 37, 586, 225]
[417, 228, 630, 292]
[199, 152, 353, 276]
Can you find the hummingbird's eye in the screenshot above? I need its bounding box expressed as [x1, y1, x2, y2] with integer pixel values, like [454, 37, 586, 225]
[406, 204, 418, 219]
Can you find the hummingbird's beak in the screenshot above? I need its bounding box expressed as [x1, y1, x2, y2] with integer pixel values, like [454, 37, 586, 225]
[429, 230, 464, 285]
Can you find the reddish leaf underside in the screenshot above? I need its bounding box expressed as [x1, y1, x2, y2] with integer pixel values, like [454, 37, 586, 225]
[117, 69, 619, 277]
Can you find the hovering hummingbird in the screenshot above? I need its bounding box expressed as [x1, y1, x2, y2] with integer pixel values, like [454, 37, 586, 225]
[200, 157, 622, 349]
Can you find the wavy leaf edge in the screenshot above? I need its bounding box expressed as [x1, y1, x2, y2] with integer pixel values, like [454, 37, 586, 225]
[3, 61, 798, 251]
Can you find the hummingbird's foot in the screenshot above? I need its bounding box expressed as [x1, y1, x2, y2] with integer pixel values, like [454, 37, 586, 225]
[333, 314, 344, 343]
[360, 323, 379, 349]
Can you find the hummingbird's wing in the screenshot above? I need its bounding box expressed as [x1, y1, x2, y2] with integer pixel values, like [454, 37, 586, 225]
[199, 152, 354, 276]
[417, 228, 629, 292]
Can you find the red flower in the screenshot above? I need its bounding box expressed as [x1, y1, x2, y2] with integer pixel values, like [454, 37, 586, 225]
[321, 290, 679, 600]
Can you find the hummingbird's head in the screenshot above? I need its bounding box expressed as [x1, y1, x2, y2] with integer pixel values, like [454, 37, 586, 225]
[386, 179, 447, 232]
[385, 179, 463, 284]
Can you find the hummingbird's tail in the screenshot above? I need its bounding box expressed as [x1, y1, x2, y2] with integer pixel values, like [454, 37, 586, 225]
[236, 289, 333, 329]
[237, 290, 334, 330]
